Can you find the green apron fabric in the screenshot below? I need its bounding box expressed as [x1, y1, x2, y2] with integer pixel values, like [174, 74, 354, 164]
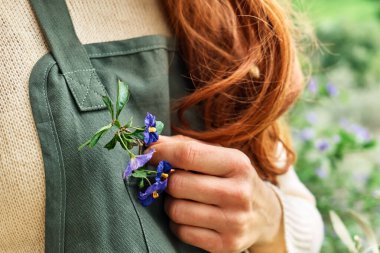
[28, 0, 206, 252]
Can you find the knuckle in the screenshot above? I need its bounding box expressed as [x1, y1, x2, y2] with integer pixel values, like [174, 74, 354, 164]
[174, 224, 187, 240]
[229, 149, 252, 174]
[232, 213, 250, 235]
[174, 134, 191, 141]
[223, 235, 245, 253]
[166, 201, 182, 223]
[176, 141, 198, 166]
[202, 237, 220, 253]
[228, 183, 252, 206]
[167, 173, 184, 196]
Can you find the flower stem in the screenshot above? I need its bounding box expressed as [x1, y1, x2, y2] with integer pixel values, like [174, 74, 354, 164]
[118, 132, 135, 158]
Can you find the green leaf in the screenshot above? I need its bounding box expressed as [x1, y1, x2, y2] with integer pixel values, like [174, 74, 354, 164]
[156, 121, 164, 135]
[130, 128, 145, 140]
[89, 123, 113, 148]
[78, 123, 113, 150]
[116, 80, 129, 119]
[132, 169, 149, 178]
[329, 211, 358, 253]
[363, 140, 377, 149]
[113, 120, 121, 128]
[348, 210, 379, 253]
[102, 96, 114, 120]
[138, 179, 145, 189]
[124, 116, 133, 128]
[116, 134, 127, 150]
[104, 136, 118, 150]
[78, 139, 91, 151]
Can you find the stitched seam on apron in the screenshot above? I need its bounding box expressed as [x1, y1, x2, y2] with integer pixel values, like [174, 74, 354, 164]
[63, 71, 106, 109]
[43, 62, 65, 253]
[88, 45, 176, 58]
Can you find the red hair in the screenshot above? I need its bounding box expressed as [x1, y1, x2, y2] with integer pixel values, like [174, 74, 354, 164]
[163, 0, 301, 183]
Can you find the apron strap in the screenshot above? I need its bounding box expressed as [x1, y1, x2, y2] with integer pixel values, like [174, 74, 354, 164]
[30, 0, 108, 111]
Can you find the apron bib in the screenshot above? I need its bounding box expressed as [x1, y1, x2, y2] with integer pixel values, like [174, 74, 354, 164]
[28, 0, 205, 252]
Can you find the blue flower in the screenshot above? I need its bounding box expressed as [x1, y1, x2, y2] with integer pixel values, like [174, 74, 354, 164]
[155, 160, 172, 181]
[138, 180, 168, 207]
[123, 149, 155, 179]
[144, 112, 159, 145]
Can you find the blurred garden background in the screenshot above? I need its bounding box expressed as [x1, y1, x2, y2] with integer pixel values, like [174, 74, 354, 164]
[290, 0, 380, 252]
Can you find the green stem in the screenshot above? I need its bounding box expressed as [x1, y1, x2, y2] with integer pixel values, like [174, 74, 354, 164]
[144, 177, 152, 186]
[131, 127, 145, 131]
[138, 140, 144, 155]
[137, 169, 157, 175]
[118, 132, 135, 158]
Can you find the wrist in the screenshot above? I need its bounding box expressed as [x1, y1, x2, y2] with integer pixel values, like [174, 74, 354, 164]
[249, 182, 286, 252]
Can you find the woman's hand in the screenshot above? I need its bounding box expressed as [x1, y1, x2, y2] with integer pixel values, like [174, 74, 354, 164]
[149, 135, 286, 253]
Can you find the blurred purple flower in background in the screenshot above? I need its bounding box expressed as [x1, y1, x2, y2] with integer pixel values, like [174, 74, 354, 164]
[351, 125, 371, 142]
[306, 112, 318, 125]
[316, 139, 330, 152]
[340, 119, 372, 142]
[299, 128, 316, 141]
[326, 82, 339, 97]
[352, 171, 369, 186]
[308, 78, 318, 94]
[332, 134, 341, 144]
[315, 167, 329, 179]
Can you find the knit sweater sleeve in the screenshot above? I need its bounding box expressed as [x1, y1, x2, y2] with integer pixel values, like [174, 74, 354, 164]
[268, 167, 324, 253]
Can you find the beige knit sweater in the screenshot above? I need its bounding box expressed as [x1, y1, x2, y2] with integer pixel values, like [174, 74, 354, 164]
[0, 1, 323, 252]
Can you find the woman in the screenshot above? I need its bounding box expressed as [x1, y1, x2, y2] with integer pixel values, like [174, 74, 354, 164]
[0, 0, 323, 252]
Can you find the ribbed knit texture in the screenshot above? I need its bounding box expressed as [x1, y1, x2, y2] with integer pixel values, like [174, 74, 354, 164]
[271, 144, 324, 253]
[0, 1, 170, 252]
[0, 1, 323, 252]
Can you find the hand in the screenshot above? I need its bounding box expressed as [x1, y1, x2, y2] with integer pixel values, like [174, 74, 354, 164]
[149, 135, 285, 253]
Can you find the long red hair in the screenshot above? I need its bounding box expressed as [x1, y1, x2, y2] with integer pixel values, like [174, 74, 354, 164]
[163, 0, 301, 183]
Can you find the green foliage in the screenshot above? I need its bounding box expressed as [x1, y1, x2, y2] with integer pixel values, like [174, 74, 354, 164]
[329, 210, 379, 253]
[116, 80, 130, 119]
[290, 1, 380, 251]
[78, 81, 164, 192]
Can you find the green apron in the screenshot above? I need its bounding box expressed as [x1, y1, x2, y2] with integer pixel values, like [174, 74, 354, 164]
[28, 0, 206, 252]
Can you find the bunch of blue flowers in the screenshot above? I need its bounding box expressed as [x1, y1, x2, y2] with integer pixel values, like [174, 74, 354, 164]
[79, 80, 172, 206]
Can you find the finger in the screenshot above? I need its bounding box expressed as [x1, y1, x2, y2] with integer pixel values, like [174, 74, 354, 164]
[149, 140, 251, 177]
[169, 222, 223, 252]
[153, 135, 222, 147]
[165, 170, 229, 205]
[151, 135, 189, 145]
[164, 196, 225, 231]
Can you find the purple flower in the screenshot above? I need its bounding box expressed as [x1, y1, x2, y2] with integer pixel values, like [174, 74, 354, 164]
[155, 160, 172, 181]
[123, 149, 155, 179]
[326, 82, 339, 97]
[308, 78, 318, 94]
[352, 172, 369, 186]
[351, 124, 371, 142]
[315, 167, 328, 179]
[316, 139, 330, 152]
[299, 128, 315, 141]
[332, 135, 341, 144]
[138, 180, 168, 207]
[340, 119, 371, 142]
[306, 112, 318, 125]
[143, 112, 159, 145]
